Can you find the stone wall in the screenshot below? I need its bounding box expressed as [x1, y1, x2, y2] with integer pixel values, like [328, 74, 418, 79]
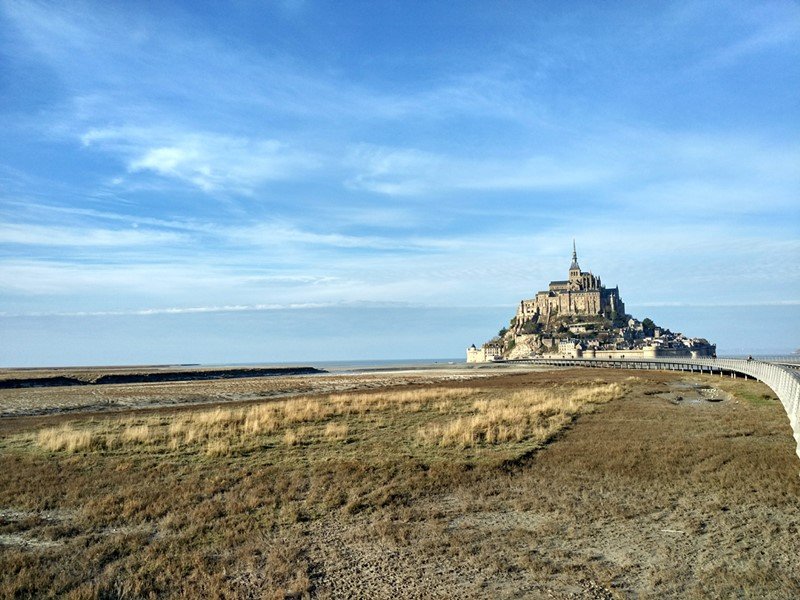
[542, 345, 715, 360]
[516, 288, 623, 323]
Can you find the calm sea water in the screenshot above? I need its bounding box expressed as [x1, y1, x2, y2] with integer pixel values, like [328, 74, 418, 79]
[206, 358, 466, 374]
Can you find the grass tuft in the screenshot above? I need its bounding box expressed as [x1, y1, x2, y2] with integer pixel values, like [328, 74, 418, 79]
[37, 424, 102, 452]
[324, 422, 349, 441]
[283, 427, 307, 447]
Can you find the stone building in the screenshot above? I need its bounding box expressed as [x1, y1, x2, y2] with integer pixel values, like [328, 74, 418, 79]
[514, 242, 624, 328]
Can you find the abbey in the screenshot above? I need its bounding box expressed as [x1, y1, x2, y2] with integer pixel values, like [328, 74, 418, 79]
[467, 242, 715, 363]
[514, 241, 624, 330]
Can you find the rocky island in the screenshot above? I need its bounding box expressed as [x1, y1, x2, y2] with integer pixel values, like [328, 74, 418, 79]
[468, 242, 716, 362]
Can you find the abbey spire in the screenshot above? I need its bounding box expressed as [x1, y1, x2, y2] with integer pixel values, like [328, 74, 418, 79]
[569, 239, 581, 275]
[570, 239, 580, 270]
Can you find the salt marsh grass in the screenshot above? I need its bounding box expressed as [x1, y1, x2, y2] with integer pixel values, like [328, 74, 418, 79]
[31, 385, 623, 455]
[416, 383, 624, 447]
[33, 387, 484, 455]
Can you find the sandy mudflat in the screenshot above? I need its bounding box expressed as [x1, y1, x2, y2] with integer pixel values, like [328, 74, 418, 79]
[1, 367, 798, 598]
[0, 363, 531, 419]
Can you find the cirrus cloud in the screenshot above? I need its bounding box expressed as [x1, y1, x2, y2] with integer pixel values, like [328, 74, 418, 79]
[82, 127, 322, 193]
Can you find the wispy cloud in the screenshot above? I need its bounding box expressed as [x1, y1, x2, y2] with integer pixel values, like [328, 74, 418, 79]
[2, 1, 540, 131]
[9, 0, 797, 204]
[81, 127, 321, 193]
[344, 144, 612, 196]
[221, 221, 467, 252]
[691, 3, 800, 71]
[0, 200, 211, 233]
[0, 223, 185, 246]
[0, 259, 347, 299]
[0, 302, 334, 318]
[0, 203, 466, 255]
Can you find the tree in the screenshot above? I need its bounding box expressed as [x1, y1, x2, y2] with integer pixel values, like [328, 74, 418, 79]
[498, 327, 508, 337]
[521, 320, 541, 334]
[611, 311, 627, 328]
[610, 308, 627, 328]
[642, 318, 656, 337]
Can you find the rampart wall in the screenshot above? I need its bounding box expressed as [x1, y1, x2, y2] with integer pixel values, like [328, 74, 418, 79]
[543, 346, 715, 360]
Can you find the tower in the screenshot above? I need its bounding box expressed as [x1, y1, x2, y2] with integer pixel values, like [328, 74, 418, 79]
[569, 239, 581, 281]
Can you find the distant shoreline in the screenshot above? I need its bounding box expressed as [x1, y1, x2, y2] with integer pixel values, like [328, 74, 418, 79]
[0, 359, 525, 391]
[0, 366, 326, 389]
[2, 354, 796, 390]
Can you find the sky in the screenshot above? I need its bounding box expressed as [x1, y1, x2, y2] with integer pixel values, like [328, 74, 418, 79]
[0, 0, 798, 366]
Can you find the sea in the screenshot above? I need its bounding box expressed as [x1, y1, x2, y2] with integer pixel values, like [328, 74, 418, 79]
[203, 358, 467, 375]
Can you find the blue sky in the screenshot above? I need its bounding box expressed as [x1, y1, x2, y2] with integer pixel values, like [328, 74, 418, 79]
[1, 0, 798, 366]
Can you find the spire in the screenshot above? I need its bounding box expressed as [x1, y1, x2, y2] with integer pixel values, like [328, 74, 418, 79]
[570, 239, 580, 271]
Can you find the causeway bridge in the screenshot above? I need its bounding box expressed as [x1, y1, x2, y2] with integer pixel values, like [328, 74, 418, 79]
[512, 356, 800, 462]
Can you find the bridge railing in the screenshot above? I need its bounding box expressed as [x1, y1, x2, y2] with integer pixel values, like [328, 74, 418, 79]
[520, 356, 800, 463]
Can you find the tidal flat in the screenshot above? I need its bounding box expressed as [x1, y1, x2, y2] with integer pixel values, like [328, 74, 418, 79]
[1, 367, 798, 598]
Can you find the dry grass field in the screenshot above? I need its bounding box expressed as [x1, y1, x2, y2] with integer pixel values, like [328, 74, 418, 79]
[1, 368, 799, 598]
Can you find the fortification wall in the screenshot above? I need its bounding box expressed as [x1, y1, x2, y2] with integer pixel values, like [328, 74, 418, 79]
[543, 345, 715, 360]
[544, 348, 647, 360]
